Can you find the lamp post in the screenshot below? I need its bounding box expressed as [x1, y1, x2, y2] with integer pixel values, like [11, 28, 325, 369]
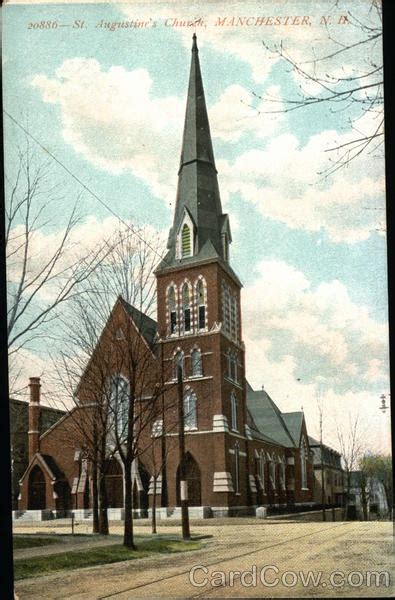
[379, 393, 390, 413]
[316, 376, 327, 522]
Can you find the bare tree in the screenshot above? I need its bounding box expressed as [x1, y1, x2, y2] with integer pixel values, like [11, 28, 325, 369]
[6, 135, 109, 390]
[335, 414, 366, 520]
[253, 0, 383, 176]
[56, 224, 177, 548]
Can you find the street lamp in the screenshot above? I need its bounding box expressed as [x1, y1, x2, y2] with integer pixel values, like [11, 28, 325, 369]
[379, 393, 390, 413]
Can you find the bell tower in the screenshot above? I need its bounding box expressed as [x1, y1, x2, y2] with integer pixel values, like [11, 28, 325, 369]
[156, 35, 249, 513]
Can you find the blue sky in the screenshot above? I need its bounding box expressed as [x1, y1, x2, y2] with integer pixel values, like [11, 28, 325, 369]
[4, 0, 390, 452]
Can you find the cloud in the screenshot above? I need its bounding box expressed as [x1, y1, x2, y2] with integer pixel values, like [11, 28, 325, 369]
[242, 258, 389, 391]
[32, 59, 184, 203]
[218, 120, 385, 242]
[242, 259, 390, 453]
[210, 84, 284, 142]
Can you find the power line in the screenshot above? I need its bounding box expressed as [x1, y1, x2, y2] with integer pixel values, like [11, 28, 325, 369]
[4, 110, 171, 268]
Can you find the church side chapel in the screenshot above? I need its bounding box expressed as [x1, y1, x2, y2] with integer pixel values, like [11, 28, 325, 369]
[17, 35, 314, 520]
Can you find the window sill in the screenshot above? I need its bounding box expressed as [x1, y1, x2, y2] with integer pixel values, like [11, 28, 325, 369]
[301, 487, 310, 491]
[231, 428, 239, 433]
[184, 427, 198, 432]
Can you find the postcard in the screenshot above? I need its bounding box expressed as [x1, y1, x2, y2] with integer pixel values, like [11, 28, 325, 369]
[3, 0, 392, 598]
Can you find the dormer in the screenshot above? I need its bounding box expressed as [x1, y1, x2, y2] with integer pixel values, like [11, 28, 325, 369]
[176, 208, 195, 260]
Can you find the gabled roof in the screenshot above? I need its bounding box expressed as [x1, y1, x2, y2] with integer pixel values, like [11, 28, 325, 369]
[246, 384, 304, 448]
[282, 412, 304, 446]
[118, 297, 158, 350]
[19, 452, 65, 484]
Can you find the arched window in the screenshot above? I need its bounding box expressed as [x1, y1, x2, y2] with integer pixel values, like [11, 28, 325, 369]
[231, 392, 238, 431]
[231, 294, 238, 341]
[259, 452, 265, 491]
[222, 283, 231, 335]
[182, 282, 191, 333]
[280, 458, 286, 490]
[110, 375, 129, 438]
[184, 390, 197, 430]
[168, 286, 177, 334]
[234, 443, 240, 494]
[196, 279, 206, 329]
[227, 351, 237, 382]
[174, 351, 184, 380]
[191, 348, 202, 377]
[270, 456, 276, 489]
[181, 224, 191, 258]
[300, 439, 308, 489]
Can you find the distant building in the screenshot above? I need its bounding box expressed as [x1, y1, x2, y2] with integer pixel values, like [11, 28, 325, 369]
[10, 397, 65, 509]
[308, 436, 344, 506]
[347, 471, 389, 520]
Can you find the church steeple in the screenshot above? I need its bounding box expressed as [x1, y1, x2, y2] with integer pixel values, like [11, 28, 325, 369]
[179, 33, 216, 171]
[157, 34, 232, 272]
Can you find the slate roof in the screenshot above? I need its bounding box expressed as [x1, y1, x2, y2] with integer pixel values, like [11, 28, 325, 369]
[282, 412, 304, 446]
[41, 454, 65, 480]
[308, 436, 342, 467]
[246, 384, 305, 448]
[118, 297, 158, 350]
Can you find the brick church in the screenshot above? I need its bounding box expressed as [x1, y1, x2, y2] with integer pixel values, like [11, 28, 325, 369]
[17, 35, 314, 519]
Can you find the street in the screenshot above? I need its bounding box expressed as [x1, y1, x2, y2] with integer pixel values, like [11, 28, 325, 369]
[15, 520, 393, 598]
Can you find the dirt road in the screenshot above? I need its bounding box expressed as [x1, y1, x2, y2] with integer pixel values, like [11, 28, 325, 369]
[15, 521, 393, 598]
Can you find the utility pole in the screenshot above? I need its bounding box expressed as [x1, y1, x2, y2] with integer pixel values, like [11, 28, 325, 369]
[177, 364, 190, 540]
[319, 409, 326, 522]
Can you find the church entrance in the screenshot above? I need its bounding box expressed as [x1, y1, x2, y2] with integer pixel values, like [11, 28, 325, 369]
[176, 452, 201, 507]
[55, 480, 71, 516]
[105, 459, 123, 508]
[28, 465, 46, 510]
[132, 463, 150, 512]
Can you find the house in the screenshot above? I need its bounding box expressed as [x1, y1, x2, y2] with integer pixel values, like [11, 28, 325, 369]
[17, 34, 315, 520]
[308, 436, 344, 506]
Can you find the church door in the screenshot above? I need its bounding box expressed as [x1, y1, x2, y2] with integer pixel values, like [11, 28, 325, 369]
[176, 452, 201, 507]
[105, 459, 123, 508]
[28, 465, 46, 510]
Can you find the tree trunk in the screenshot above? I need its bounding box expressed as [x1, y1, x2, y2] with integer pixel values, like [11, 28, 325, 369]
[152, 477, 157, 534]
[92, 460, 99, 534]
[123, 459, 135, 549]
[98, 470, 109, 535]
[361, 483, 368, 521]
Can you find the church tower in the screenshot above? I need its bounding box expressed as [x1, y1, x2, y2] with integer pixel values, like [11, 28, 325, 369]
[156, 35, 250, 515]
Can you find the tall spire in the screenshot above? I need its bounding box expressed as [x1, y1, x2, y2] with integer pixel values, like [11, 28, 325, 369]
[179, 33, 216, 170]
[158, 34, 231, 271]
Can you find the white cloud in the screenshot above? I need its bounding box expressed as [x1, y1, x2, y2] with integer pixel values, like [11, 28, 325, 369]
[242, 260, 391, 453]
[210, 84, 284, 142]
[219, 121, 385, 242]
[32, 59, 184, 203]
[243, 258, 389, 392]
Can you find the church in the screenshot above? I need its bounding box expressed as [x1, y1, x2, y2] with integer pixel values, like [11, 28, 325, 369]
[17, 35, 314, 520]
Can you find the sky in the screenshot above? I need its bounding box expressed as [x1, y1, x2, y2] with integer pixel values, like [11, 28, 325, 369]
[3, 0, 391, 454]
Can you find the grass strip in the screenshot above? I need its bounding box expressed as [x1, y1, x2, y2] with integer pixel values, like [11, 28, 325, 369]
[14, 538, 201, 580]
